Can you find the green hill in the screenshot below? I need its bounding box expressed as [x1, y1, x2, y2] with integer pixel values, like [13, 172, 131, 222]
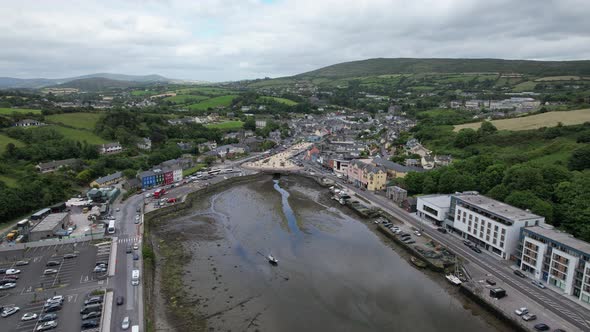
[53, 77, 144, 91]
[292, 58, 590, 79]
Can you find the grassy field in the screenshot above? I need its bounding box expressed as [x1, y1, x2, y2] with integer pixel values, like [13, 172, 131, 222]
[0, 175, 18, 187]
[182, 164, 206, 177]
[454, 109, 590, 131]
[258, 96, 298, 106]
[0, 133, 25, 153]
[205, 121, 244, 130]
[46, 112, 103, 129]
[174, 87, 237, 96]
[44, 125, 107, 144]
[512, 81, 537, 92]
[0, 108, 42, 115]
[188, 95, 237, 111]
[131, 90, 159, 96]
[163, 95, 209, 104]
[535, 76, 581, 82]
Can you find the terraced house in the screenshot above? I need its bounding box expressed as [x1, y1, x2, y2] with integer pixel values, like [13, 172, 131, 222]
[346, 159, 387, 191]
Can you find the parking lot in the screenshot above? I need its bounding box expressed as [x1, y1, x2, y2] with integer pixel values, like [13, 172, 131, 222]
[0, 240, 112, 332]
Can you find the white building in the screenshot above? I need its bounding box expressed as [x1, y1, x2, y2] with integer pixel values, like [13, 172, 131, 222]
[449, 193, 545, 260]
[99, 142, 123, 154]
[137, 137, 151, 151]
[518, 225, 590, 305]
[417, 195, 452, 226]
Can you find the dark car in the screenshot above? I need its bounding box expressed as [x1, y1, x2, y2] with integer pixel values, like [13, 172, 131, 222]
[436, 228, 447, 234]
[485, 279, 497, 286]
[126, 245, 132, 254]
[44, 304, 62, 313]
[63, 253, 77, 259]
[133, 253, 139, 261]
[96, 261, 108, 267]
[471, 246, 482, 254]
[0, 269, 6, 274]
[514, 270, 526, 278]
[81, 319, 99, 329]
[534, 323, 550, 331]
[463, 240, 472, 247]
[46, 261, 61, 267]
[81, 311, 101, 320]
[116, 296, 125, 305]
[39, 313, 57, 322]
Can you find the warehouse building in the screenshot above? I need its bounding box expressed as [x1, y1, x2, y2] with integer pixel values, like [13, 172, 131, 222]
[29, 212, 69, 241]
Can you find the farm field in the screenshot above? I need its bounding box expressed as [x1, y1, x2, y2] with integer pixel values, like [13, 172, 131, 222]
[131, 90, 159, 96]
[174, 87, 237, 96]
[205, 121, 244, 130]
[188, 95, 237, 111]
[42, 125, 107, 144]
[258, 96, 298, 106]
[0, 108, 42, 115]
[46, 112, 103, 129]
[163, 95, 209, 104]
[512, 81, 537, 92]
[535, 76, 581, 81]
[454, 109, 590, 131]
[0, 133, 25, 153]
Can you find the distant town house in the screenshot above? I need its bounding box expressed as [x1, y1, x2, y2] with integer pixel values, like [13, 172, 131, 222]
[137, 137, 152, 151]
[99, 142, 123, 154]
[36, 158, 80, 173]
[90, 171, 124, 188]
[14, 119, 43, 127]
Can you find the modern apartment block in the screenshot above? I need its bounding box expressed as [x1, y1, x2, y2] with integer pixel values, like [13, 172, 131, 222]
[517, 225, 590, 304]
[448, 193, 545, 260]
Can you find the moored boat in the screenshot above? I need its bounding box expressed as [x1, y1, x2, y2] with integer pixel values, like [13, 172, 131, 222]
[411, 256, 427, 268]
[445, 274, 462, 286]
[268, 254, 278, 265]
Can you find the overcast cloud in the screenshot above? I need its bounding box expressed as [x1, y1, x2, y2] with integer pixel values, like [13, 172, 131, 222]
[1, 0, 590, 81]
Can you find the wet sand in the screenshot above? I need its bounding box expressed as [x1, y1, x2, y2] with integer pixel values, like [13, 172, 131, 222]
[153, 176, 505, 332]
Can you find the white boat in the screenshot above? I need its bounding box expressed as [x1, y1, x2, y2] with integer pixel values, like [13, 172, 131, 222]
[446, 274, 462, 286]
[268, 254, 278, 265]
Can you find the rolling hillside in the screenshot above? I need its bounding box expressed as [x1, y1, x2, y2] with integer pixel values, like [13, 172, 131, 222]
[0, 73, 171, 89]
[292, 58, 590, 79]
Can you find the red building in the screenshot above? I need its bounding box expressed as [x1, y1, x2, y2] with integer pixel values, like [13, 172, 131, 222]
[163, 170, 174, 185]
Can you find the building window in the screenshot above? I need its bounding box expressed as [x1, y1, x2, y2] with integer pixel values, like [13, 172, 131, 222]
[495, 225, 499, 231]
[581, 293, 590, 304]
[500, 241, 504, 248]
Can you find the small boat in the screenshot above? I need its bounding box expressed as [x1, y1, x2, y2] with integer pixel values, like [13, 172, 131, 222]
[411, 257, 427, 268]
[446, 274, 462, 286]
[268, 254, 278, 265]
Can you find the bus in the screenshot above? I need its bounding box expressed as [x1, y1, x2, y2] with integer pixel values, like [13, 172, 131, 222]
[207, 169, 222, 176]
[107, 220, 115, 234]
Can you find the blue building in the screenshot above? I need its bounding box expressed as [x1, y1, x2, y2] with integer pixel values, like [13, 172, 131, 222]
[140, 170, 156, 189]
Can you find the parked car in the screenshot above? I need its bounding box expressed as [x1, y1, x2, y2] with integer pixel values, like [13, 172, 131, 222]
[81, 319, 99, 329]
[0, 283, 16, 290]
[46, 295, 64, 304]
[84, 296, 103, 305]
[133, 243, 139, 250]
[133, 253, 139, 261]
[463, 240, 472, 247]
[46, 261, 61, 267]
[63, 253, 77, 259]
[21, 312, 38, 321]
[39, 313, 57, 322]
[116, 296, 125, 305]
[15, 260, 29, 266]
[93, 266, 107, 273]
[522, 313, 537, 321]
[515, 307, 528, 316]
[116, 208, 120, 212]
[471, 246, 482, 254]
[3, 274, 18, 280]
[1, 306, 19, 317]
[126, 245, 132, 254]
[414, 231, 422, 236]
[81, 311, 101, 320]
[44, 304, 61, 313]
[533, 323, 550, 331]
[532, 280, 546, 289]
[5, 269, 20, 275]
[485, 279, 496, 286]
[43, 269, 58, 275]
[514, 270, 526, 278]
[80, 304, 102, 314]
[36, 320, 57, 331]
[437, 227, 447, 234]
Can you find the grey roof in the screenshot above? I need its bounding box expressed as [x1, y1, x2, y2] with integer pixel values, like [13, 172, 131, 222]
[139, 170, 155, 178]
[32, 213, 68, 233]
[94, 171, 123, 185]
[524, 226, 590, 254]
[103, 142, 121, 148]
[37, 158, 79, 170]
[454, 194, 542, 221]
[418, 194, 452, 209]
[372, 157, 426, 173]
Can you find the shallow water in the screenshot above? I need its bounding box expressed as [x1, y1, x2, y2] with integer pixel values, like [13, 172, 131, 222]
[169, 177, 500, 332]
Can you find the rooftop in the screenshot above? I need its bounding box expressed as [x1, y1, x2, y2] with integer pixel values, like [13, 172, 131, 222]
[32, 212, 68, 233]
[94, 171, 123, 185]
[454, 193, 542, 221]
[524, 225, 590, 254]
[418, 194, 452, 208]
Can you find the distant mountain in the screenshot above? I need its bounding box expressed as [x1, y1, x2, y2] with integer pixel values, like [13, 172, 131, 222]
[52, 77, 144, 91]
[0, 73, 171, 89]
[293, 58, 590, 79]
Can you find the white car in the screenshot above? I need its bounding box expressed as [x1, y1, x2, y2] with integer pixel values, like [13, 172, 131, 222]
[1, 306, 19, 317]
[46, 295, 64, 303]
[0, 282, 16, 290]
[531, 280, 546, 289]
[21, 313, 38, 321]
[43, 269, 58, 275]
[515, 307, 528, 316]
[5, 269, 20, 275]
[122, 316, 130, 330]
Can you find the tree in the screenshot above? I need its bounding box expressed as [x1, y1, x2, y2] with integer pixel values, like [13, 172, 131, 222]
[204, 155, 217, 166]
[76, 170, 94, 185]
[503, 164, 543, 191]
[454, 129, 478, 148]
[123, 168, 137, 179]
[576, 130, 590, 143]
[568, 145, 590, 171]
[404, 172, 425, 195]
[477, 121, 497, 136]
[422, 175, 437, 194]
[479, 163, 507, 193]
[243, 117, 256, 131]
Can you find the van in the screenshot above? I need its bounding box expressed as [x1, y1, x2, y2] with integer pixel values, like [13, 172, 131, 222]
[80, 303, 103, 314]
[132, 269, 140, 286]
[132, 325, 139, 332]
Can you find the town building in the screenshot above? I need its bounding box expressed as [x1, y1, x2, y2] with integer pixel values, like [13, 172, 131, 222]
[137, 137, 152, 150]
[138, 162, 183, 189]
[448, 193, 545, 260]
[29, 212, 69, 241]
[371, 157, 424, 179]
[14, 119, 44, 127]
[346, 159, 387, 191]
[255, 120, 267, 129]
[90, 171, 123, 187]
[517, 225, 590, 305]
[386, 186, 407, 204]
[417, 195, 452, 226]
[36, 158, 80, 173]
[99, 142, 123, 154]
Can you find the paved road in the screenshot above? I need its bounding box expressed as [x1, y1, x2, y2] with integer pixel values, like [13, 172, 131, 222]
[303, 161, 590, 331]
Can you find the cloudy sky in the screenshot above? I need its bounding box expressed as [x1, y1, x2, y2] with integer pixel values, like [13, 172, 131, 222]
[1, 0, 590, 81]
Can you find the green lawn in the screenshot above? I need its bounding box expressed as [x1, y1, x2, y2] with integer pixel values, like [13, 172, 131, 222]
[512, 81, 537, 92]
[0, 133, 25, 153]
[0, 175, 18, 187]
[174, 87, 238, 96]
[0, 108, 42, 115]
[206, 121, 244, 131]
[131, 90, 158, 96]
[46, 112, 103, 129]
[188, 95, 238, 111]
[43, 125, 107, 144]
[258, 96, 298, 106]
[182, 164, 205, 176]
[163, 95, 209, 104]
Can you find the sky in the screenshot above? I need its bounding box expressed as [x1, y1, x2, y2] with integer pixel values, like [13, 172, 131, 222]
[1, 0, 590, 81]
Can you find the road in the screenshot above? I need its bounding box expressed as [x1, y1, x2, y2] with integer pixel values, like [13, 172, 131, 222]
[303, 160, 590, 331]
